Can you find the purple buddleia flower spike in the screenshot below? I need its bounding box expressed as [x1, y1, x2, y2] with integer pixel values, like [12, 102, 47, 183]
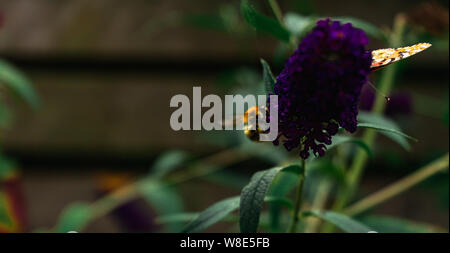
[272, 19, 372, 158]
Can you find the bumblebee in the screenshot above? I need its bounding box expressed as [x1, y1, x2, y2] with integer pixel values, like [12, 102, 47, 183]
[221, 105, 269, 142]
[243, 106, 269, 142]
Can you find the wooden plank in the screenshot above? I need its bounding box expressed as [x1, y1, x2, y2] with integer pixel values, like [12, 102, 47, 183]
[3, 70, 227, 155]
[0, 0, 275, 61]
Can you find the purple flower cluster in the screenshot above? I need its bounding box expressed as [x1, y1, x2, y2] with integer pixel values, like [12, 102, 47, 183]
[272, 19, 372, 159]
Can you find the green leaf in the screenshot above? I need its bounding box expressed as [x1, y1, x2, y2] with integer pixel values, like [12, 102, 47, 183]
[264, 196, 293, 210]
[0, 193, 14, 229]
[182, 196, 240, 233]
[0, 60, 40, 108]
[239, 167, 282, 233]
[260, 58, 276, 95]
[241, 0, 291, 42]
[333, 17, 386, 41]
[284, 13, 316, 38]
[55, 203, 91, 232]
[358, 122, 417, 141]
[358, 112, 415, 150]
[359, 215, 447, 233]
[160, 197, 284, 230]
[267, 172, 298, 232]
[304, 210, 373, 233]
[151, 150, 190, 179]
[280, 164, 303, 175]
[139, 180, 184, 232]
[306, 159, 346, 185]
[327, 135, 373, 158]
[0, 156, 17, 181]
[156, 213, 200, 224]
[265, 164, 303, 232]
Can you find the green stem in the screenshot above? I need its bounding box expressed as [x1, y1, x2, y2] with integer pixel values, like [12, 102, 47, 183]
[345, 153, 449, 216]
[348, 13, 407, 188]
[267, 0, 298, 53]
[322, 14, 407, 233]
[288, 158, 306, 233]
[268, 0, 284, 25]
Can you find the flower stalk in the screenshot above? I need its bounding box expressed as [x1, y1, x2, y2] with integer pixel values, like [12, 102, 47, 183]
[345, 153, 449, 216]
[268, 0, 284, 25]
[288, 158, 306, 233]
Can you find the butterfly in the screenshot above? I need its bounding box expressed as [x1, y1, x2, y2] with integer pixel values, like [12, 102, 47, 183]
[231, 43, 433, 142]
[371, 43, 432, 70]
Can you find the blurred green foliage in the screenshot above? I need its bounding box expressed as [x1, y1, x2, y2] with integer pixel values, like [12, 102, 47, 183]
[48, 0, 448, 233]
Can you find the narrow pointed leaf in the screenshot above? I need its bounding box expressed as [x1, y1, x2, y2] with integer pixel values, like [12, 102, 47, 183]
[0, 193, 14, 229]
[280, 164, 303, 175]
[359, 215, 447, 233]
[139, 180, 184, 232]
[267, 172, 298, 232]
[157, 213, 200, 224]
[164, 196, 286, 232]
[357, 122, 417, 142]
[55, 203, 91, 232]
[260, 58, 276, 95]
[304, 210, 373, 233]
[0, 60, 40, 108]
[358, 112, 416, 150]
[151, 150, 190, 179]
[182, 196, 240, 233]
[327, 135, 373, 158]
[239, 167, 282, 233]
[264, 196, 293, 210]
[241, 0, 291, 42]
[284, 13, 316, 37]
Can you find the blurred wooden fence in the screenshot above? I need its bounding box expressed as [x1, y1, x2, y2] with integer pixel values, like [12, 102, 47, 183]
[0, 0, 447, 162]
